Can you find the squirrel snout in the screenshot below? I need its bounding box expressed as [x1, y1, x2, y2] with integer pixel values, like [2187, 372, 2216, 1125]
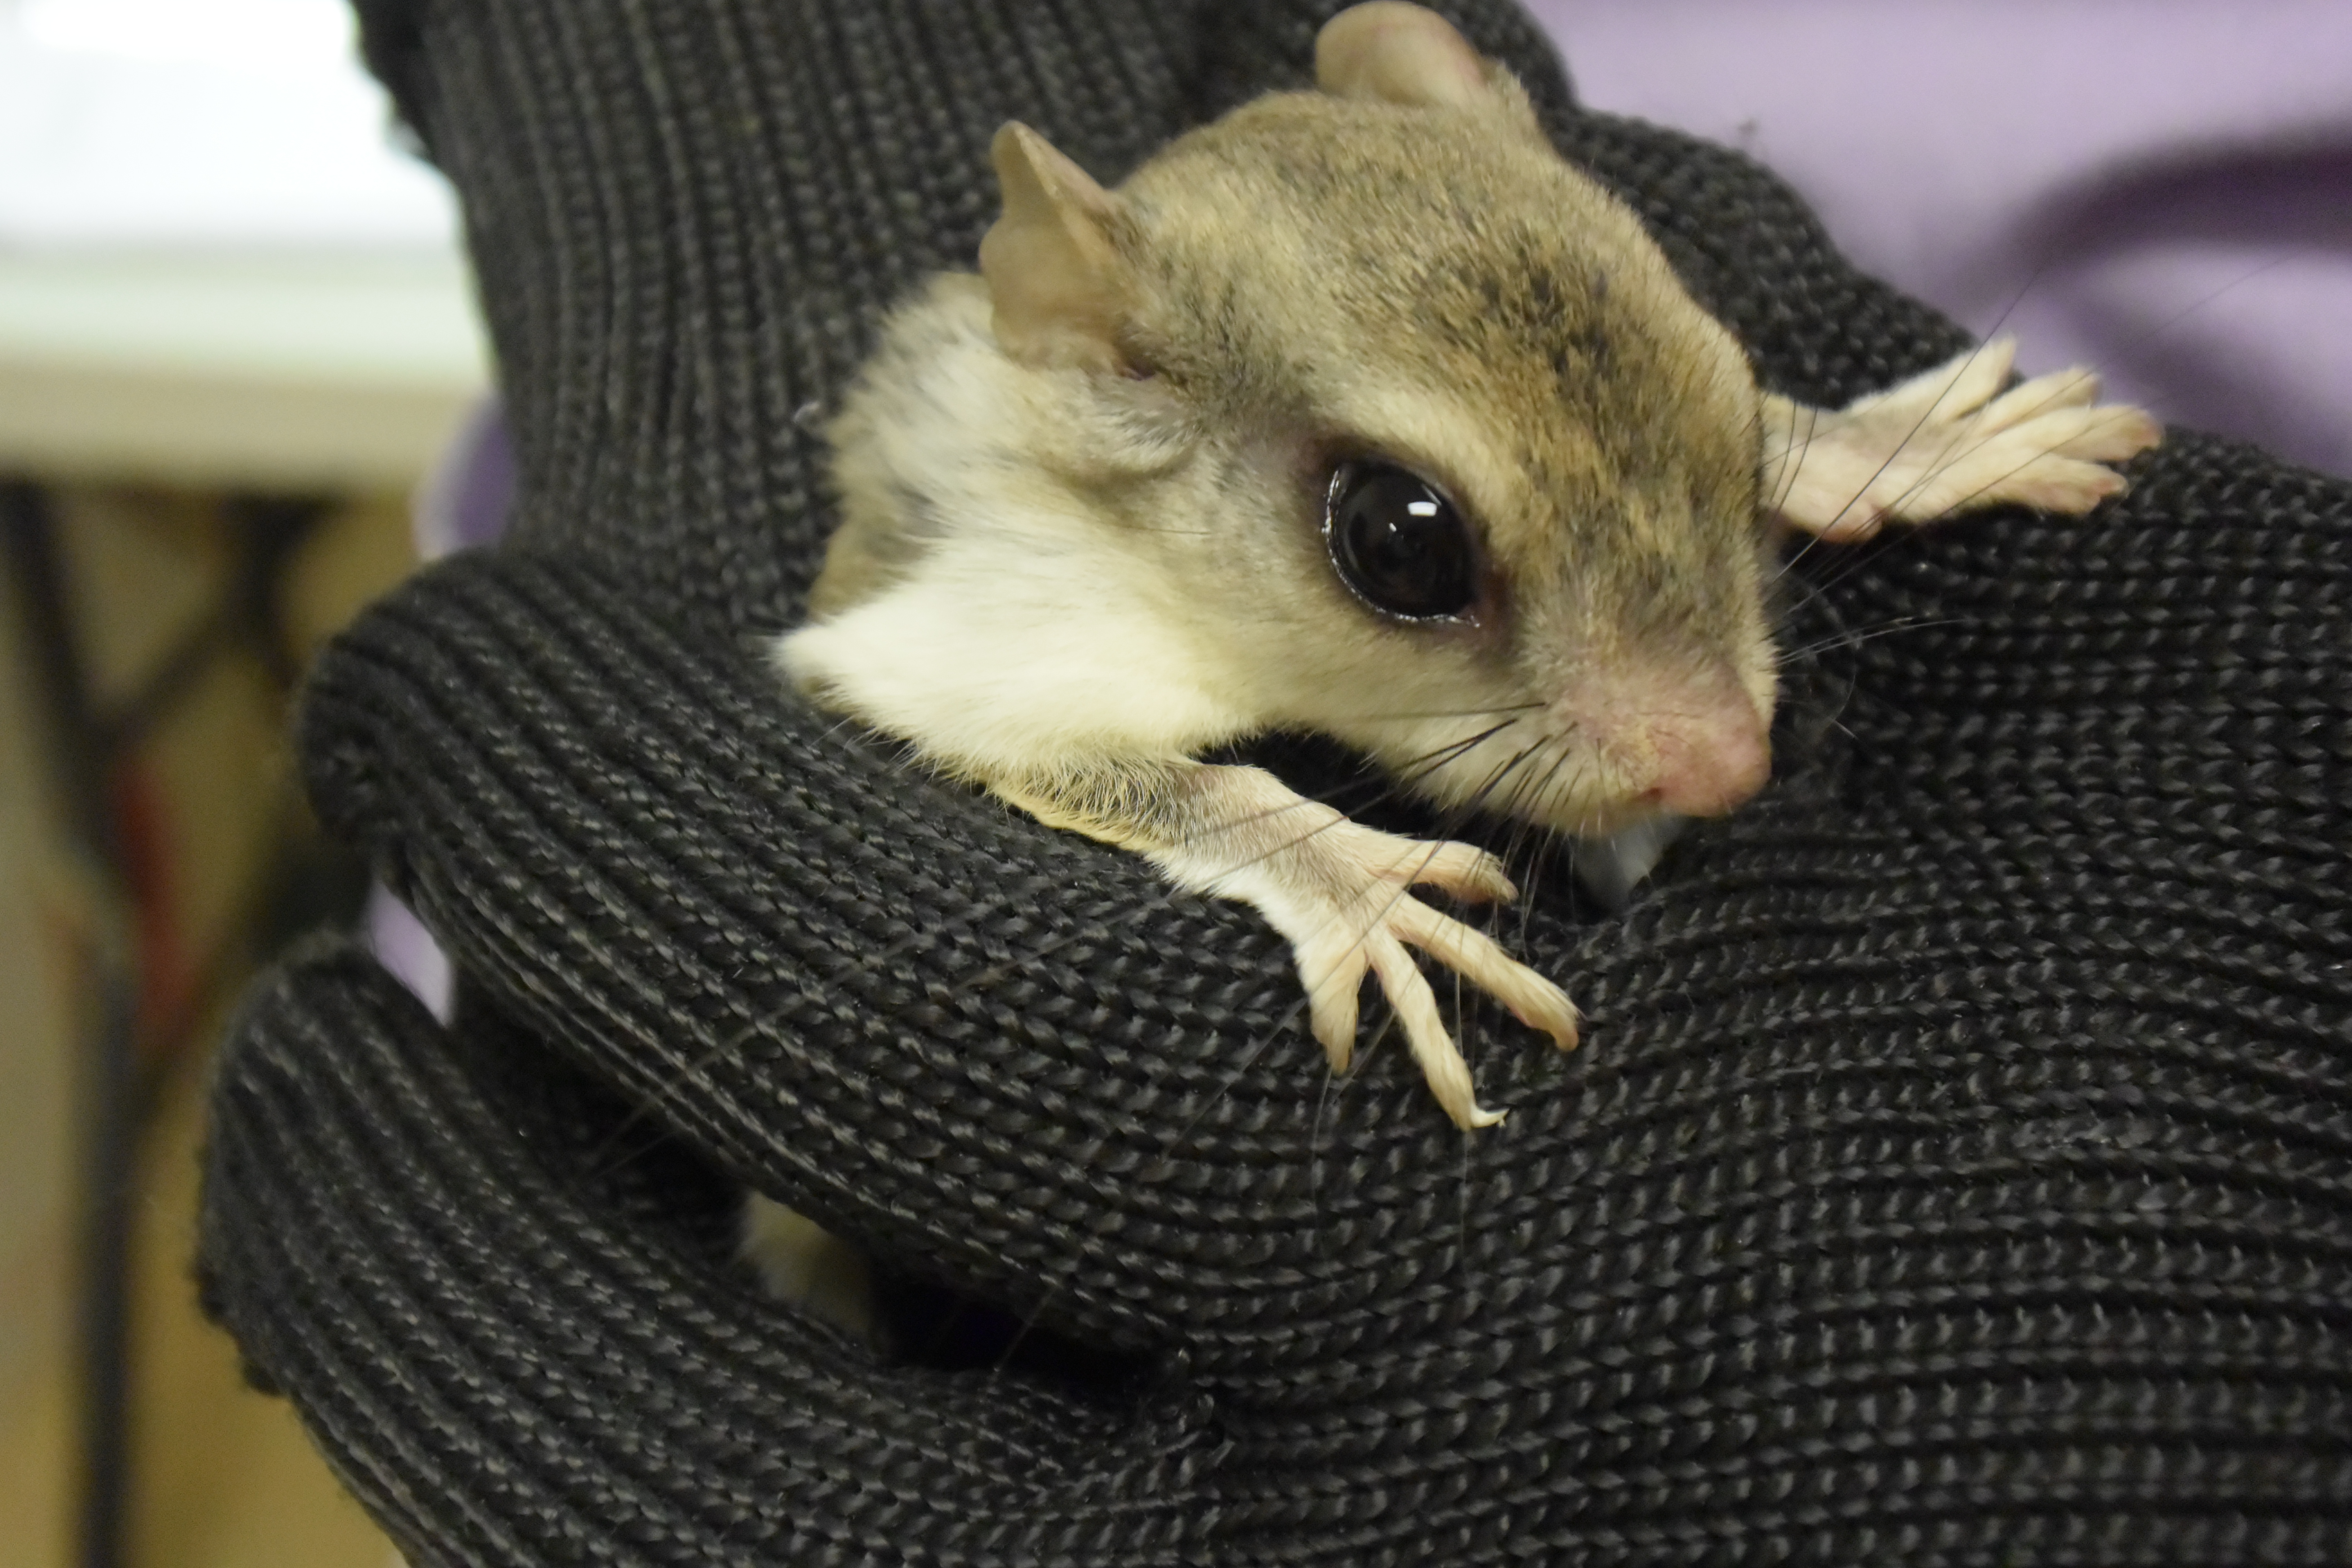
[1565, 666, 1773, 820]
[1639, 704, 1771, 817]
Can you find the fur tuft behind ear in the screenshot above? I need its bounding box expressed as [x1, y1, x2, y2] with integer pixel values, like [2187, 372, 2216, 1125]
[979, 122, 1131, 373]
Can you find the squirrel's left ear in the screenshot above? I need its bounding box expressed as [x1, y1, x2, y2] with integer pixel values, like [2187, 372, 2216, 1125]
[979, 122, 1136, 374]
[1314, 3, 1541, 132]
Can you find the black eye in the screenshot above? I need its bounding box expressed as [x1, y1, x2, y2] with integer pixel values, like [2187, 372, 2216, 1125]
[1323, 461, 1478, 621]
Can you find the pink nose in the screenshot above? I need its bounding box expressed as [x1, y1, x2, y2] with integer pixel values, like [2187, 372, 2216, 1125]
[1642, 702, 1771, 817]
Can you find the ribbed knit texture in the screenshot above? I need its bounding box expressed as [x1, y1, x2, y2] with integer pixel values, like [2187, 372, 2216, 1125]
[202, 2, 2352, 1563]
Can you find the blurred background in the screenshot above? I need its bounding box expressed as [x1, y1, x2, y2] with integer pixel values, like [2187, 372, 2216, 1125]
[1, 0, 474, 1562]
[0, 1, 2341, 1565]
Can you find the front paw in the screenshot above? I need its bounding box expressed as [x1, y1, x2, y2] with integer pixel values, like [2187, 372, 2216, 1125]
[1212, 819, 1579, 1130]
[1769, 337, 2163, 540]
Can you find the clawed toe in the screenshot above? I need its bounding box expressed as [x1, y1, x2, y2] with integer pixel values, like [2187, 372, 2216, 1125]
[1384, 837, 1516, 904]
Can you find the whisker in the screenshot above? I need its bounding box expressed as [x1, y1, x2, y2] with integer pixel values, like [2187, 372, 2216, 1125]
[1312, 700, 1550, 724]
[1773, 614, 1960, 666]
[1771, 332, 2023, 581]
[1767, 250, 2272, 615]
[959, 721, 1535, 994]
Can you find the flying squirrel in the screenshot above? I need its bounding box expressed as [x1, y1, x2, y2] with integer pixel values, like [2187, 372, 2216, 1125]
[775, 2, 2163, 1133]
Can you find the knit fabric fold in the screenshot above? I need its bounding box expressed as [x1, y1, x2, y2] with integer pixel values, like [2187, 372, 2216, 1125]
[201, 1, 2352, 1563]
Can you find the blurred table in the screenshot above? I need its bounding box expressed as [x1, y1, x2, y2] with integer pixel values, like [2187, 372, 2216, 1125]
[0, 249, 486, 490]
[0, 0, 490, 490]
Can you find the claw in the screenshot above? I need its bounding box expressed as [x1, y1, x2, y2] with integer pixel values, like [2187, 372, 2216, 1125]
[1391, 896, 1579, 1051]
[1307, 949, 1367, 1073]
[1367, 935, 1505, 1128]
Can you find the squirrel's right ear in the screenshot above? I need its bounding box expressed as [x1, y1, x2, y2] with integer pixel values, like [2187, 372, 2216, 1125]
[1315, 3, 1540, 129]
[980, 123, 1133, 373]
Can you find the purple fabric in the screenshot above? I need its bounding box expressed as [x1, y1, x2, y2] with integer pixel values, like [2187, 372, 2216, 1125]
[412, 393, 517, 557]
[365, 882, 451, 1020]
[1527, 0, 2352, 477]
[372, 397, 516, 1006]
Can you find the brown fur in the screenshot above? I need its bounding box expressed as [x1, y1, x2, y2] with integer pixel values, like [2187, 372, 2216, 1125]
[1105, 88, 1770, 690]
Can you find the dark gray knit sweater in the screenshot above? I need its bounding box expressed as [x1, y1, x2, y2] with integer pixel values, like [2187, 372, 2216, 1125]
[199, 1, 2352, 1563]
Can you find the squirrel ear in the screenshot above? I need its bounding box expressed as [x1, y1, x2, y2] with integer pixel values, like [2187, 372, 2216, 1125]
[980, 122, 1131, 372]
[1314, 3, 1494, 110]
